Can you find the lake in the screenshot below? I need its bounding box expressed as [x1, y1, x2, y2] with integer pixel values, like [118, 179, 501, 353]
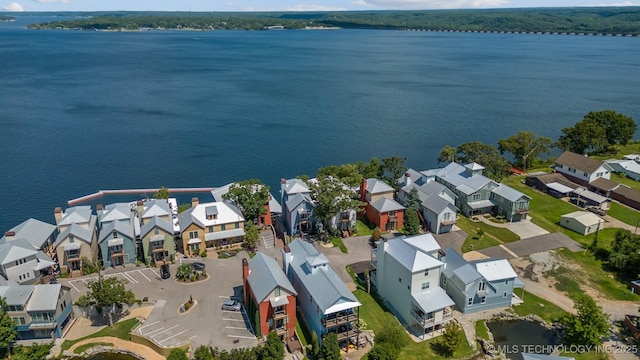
[1, 15, 639, 231]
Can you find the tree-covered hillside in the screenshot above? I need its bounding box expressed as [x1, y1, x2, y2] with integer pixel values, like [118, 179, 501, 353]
[26, 7, 640, 34]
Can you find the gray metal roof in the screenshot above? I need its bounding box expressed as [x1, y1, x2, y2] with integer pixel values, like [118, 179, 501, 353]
[2, 218, 56, 250]
[287, 239, 360, 314]
[285, 179, 310, 195]
[54, 222, 94, 248]
[424, 195, 454, 214]
[101, 203, 132, 223]
[26, 284, 61, 311]
[412, 287, 454, 313]
[205, 206, 218, 216]
[204, 227, 245, 241]
[473, 259, 518, 281]
[141, 199, 172, 219]
[442, 247, 467, 279]
[491, 184, 530, 202]
[453, 264, 483, 284]
[268, 193, 282, 214]
[468, 199, 495, 210]
[285, 193, 314, 212]
[0, 285, 34, 306]
[436, 162, 495, 193]
[58, 206, 93, 226]
[0, 239, 39, 265]
[370, 197, 405, 213]
[99, 220, 134, 243]
[397, 168, 429, 187]
[385, 236, 442, 272]
[140, 216, 174, 238]
[573, 187, 608, 204]
[248, 252, 296, 303]
[365, 178, 394, 194]
[546, 182, 574, 194]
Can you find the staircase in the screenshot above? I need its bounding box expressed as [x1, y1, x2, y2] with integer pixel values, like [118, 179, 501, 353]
[261, 228, 276, 249]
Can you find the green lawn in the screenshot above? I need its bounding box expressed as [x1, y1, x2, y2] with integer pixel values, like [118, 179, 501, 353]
[353, 289, 476, 360]
[331, 237, 348, 253]
[456, 215, 518, 253]
[511, 290, 568, 322]
[609, 172, 640, 192]
[355, 220, 374, 236]
[295, 316, 310, 347]
[61, 318, 139, 351]
[608, 202, 640, 227]
[475, 320, 490, 341]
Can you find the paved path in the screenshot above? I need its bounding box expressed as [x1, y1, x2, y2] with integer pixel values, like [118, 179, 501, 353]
[68, 336, 165, 360]
[466, 232, 582, 261]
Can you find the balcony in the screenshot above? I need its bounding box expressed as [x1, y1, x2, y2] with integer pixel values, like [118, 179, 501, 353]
[29, 321, 57, 330]
[322, 312, 358, 329]
[66, 252, 80, 260]
[151, 244, 165, 252]
[110, 248, 124, 256]
[441, 219, 456, 226]
[443, 307, 453, 320]
[516, 207, 530, 214]
[410, 309, 435, 327]
[274, 326, 287, 336]
[387, 213, 398, 221]
[273, 310, 287, 321]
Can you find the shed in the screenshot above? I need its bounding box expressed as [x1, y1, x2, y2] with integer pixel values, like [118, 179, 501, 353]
[559, 211, 603, 235]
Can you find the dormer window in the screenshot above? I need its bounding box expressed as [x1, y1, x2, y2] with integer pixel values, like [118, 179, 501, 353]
[275, 287, 280, 297]
[69, 235, 74, 243]
[207, 214, 217, 220]
[112, 231, 118, 238]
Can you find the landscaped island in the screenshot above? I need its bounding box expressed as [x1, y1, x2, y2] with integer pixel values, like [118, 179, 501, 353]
[26, 7, 640, 35]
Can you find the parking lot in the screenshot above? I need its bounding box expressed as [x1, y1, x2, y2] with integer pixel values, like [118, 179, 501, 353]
[60, 255, 258, 351]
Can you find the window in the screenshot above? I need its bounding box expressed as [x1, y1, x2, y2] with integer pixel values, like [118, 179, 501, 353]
[189, 231, 198, 239]
[583, 172, 588, 177]
[442, 277, 447, 286]
[69, 235, 74, 243]
[221, 224, 226, 231]
[422, 282, 430, 290]
[398, 278, 402, 283]
[19, 317, 25, 325]
[424, 269, 429, 276]
[112, 230, 118, 238]
[443, 212, 451, 220]
[481, 296, 486, 304]
[154, 227, 159, 235]
[570, 168, 576, 173]
[275, 287, 280, 297]
[467, 298, 473, 306]
[407, 285, 411, 291]
[235, 222, 240, 229]
[596, 172, 603, 177]
[557, 164, 563, 168]
[208, 226, 214, 233]
[19, 275, 22, 281]
[472, 193, 481, 201]
[478, 281, 486, 291]
[505, 279, 509, 285]
[503, 292, 508, 298]
[207, 214, 217, 220]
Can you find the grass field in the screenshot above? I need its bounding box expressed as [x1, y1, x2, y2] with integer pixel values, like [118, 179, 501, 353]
[61, 317, 139, 351]
[608, 202, 640, 227]
[456, 215, 519, 253]
[475, 320, 490, 341]
[355, 219, 374, 236]
[510, 290, 568, 322]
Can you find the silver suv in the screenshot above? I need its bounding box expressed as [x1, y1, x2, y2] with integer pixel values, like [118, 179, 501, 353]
[221, 300, 241, 311]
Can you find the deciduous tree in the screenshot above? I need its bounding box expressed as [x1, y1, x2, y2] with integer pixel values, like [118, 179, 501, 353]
[318, 163, 363, 188]
[455, 142, 511, 182]
[558, 118, 608, 155]
[436, 321, 463, 357]
[355, 158, 382, 179]
[608, 229, 640, 276]
[403, 209, 421, 235]
[585, 110, 636, 147]
[194, 345, 214, 360]
[85, 276, 136, 327]
[0, 297, 17, 354]
[153, 186, 170, 199]
[558, 296, 610, 347]
[438, 145, 457, 164]
[167, 348, 189, 360]
[381, 156, 407, 189]
[308, 175, 363, 236]
[223, 179, 270, 223]
[318, 332, 341, 360]
[243, 222, 259, 251]
[258, 331, 284, 360]
[498, 131, 552, 171]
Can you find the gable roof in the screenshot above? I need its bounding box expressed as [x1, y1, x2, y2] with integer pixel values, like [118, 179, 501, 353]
[370, 197, 405, 213]
[0, 239, 40, 265]
[424, 195, 455, 214]
[385, 236, 443, 272]
[0, 285, 34, 305]
[287, 239, 360, 314]
[140, 216, 174, 238]
[397, 168, 429, 187]
[141, 199, 172, 219]
[589, 177, 621, 192]
[284, 179, 310, 195]
[573, 187, 609, 204]
[528, 173, 580, 188]
[474, 259, 518, 281]
[26, 284, 62, 311]
[99, 220, 134, 243]
[436, 162, 495, 194]
[613, 185, 640, 202]
[101, 203, 132, 223]
[555, 151, 606, 174]
[179, 201, 245, 230]
[54, 222, 94, 247]
[561, 211, 602, 226]
[492, 184, 530, 202]
[403, 233, 442, 254]
[453, 264, 483, 284]
[365, 178, 395, 194]
[1, 218, 56, 250]
[57, 206, 93, 227]
[248, 252, 296, 303]
[285, 193, 314, 212]
[442, 247, 467, 279]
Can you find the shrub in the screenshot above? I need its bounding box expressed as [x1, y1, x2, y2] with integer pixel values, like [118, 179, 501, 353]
[200, 251, 207, 258]
[372, 227, 382, 241]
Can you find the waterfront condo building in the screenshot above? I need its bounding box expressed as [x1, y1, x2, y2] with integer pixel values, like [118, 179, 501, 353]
[178, 198, 245, 256]
[52, 206, 98, 277]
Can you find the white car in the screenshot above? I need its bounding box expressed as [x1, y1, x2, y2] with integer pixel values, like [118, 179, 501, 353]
[221, 300, 241, 311]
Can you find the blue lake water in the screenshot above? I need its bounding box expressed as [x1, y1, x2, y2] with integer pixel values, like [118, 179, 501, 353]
[1, 15, 639, 231]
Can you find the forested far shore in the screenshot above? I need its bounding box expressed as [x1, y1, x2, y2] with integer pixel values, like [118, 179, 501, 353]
[24, 7, 640, 34]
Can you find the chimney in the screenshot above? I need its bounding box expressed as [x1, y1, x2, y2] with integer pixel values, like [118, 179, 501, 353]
[242, 258, 250, 305]
[136, 200, 144, 220]
[4, 231, 15, 240]
[282, 245, 292, 275]
[54, 207, 63, 225]
[404, 172, 411, 187]
[360, 178, 368, 203]
[280, 178, 287, 205]
[96, 204, 104, 223]
[191, 197, 199, 207]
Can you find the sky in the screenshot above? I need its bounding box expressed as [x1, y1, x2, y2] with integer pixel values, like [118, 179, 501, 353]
[2, 0, 638, 12]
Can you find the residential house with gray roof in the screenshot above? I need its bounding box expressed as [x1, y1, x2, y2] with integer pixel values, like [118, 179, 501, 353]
[441, 248, 523, 314]
[282, 239, 361, 349]
[0, 218, 58, 283]
[242, 252, 297, 341]
[97, 203, 137, 269]
[0, 283, 74, 340]
[360, 178, 405, 231]
[178, 197, 245, 256]
[280, 178, 315, 236]
[52, 206, 98, 277]
[433, 162, 530, 222]
[371, 234, 455, 338]
[140, 216, 176, 266]
[212, 182, 281, 227]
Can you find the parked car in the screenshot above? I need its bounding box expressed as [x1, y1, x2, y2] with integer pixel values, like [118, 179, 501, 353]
[586, 206, 606, 216]
[192, 262, 205, 272]
[221, 300, 241, 311]
[160, 264, 171, 279]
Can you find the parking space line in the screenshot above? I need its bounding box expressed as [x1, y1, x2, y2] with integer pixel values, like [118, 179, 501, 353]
[189, 335, 198, 340]
[147, 268, 160, 278]
[150, 324, 180, 338]
[225, 326, 247, 330]
[223, 318, 246, 322]
[121, 272, 138, 284]
[228, 335, 256, 339]
[218, 296, 229, 298]
[137, 321, 161, 331]
[157, 329, 190, 344]
[136, 270, 151, 282]
[144, 327, 166, 336]
[68, 281, 80, 292]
